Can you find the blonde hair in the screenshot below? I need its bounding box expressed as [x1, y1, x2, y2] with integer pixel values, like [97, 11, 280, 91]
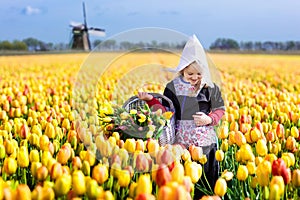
[179, 62, 207, 92]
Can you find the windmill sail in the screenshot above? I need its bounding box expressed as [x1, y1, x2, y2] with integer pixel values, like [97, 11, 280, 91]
[89, 28, 106, 37]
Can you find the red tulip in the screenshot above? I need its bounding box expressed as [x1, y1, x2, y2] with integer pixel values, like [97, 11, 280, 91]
[272, 158, 287, 176]
[156, 164, 172, 187]
[272, 158, 290, 184]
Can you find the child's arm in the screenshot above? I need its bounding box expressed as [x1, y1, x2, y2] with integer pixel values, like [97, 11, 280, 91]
[137, 92, 167, 112]
[209, 109, 225, 126]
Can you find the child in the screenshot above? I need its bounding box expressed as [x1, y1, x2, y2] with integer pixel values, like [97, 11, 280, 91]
[137, 34, 225, 199]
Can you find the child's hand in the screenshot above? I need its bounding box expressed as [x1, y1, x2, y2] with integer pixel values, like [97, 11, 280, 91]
[193, 112, 212, 126]
[137, 92, 153, 101]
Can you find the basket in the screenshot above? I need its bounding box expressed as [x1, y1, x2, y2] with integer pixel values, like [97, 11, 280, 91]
[122, 93, 176, 146]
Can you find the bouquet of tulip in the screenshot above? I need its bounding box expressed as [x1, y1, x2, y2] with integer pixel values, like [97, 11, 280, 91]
[102, 103, 173, 141]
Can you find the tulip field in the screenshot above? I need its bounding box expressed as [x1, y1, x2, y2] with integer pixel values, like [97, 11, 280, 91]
[0, 52, 300, 200]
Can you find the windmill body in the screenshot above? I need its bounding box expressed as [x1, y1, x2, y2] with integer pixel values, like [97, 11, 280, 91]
[70, 2, 105, 51]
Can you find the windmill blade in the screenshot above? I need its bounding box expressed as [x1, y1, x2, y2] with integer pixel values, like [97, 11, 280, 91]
[82, 2, 88, 28]
[88, 28, 106, 37]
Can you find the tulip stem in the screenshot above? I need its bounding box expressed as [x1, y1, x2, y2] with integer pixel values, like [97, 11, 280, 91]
[2, 171, 7, 181]
[259, 186, 262, 200]
[23, 168, 27, 184]
[238, 180, 244, 199]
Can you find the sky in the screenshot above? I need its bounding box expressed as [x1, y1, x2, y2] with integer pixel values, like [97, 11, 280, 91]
[1, 0, 300, 48]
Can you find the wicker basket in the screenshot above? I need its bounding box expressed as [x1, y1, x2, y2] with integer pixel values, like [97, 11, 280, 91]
[122, 93, 176, 146]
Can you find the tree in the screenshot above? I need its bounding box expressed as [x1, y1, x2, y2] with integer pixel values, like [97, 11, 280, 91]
[101, 39, 116, 50]
[22, 37, 40, 50]
[0, 40, 13, 50]
[93, 40, 102, 49]
[286, 41, 296, 50]
[12, 40, 28, 50]
[210, 38, 239, 50]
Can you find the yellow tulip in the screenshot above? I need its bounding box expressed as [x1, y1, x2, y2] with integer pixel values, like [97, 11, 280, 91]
[72, 170, 86, 195]
[50, 162, 63, 180]
[45, 122, 55, 138]
[31, 161, 42, 178]
[240, 144, 255, 162]
[249, 127, 262, 143]
[228, 131, 236, 145]
[171, 163, 184, 183]
[135, 174, 152, 196]
[162, 111, 173, 120]
[39, 135, 50, 151]
[189, 145, 203, 162]
[4, 139, 14, 155]
[237, 165, 248, 181]
[269, 184, 281, 200]
[84, 150, 96, 167]
[199, 155, 208, 165]
[117, 170, 130, 187]
[221, 170, 234, 181]
[184, 161, 202, 183]
[220, 139, 229, 152]
[17, 146, 29, 168]
[0, 144, 6, 159]
[16, 184, 31, 200]
[41, 150, 52, 166]
[285, 136, 296, 151]
[104, 191, 114, 200]
[270, 176, 285, 196]
[28, 133, 40, 147]
[86, 179, 103, 199]
[214, 178, 227, 197]
[291, 126, 299, 138]
[215, 150, 225, 162]
[29, 149, 40, 163]
[54, 174, 72, 196]
[229, 121, 239, 132]
[292, 169, 300, 187]
[130, 109, 137, 115]
[245, 162, 256, 176]
[92, 164, 108, 184]
[62, 118, 71, 130]
[3, 157, 17, 176]
[56, 145, 71, 165]
[157, 185, 175, 200]
[82, 160, 90, 176]
[234, 131, 246, 147]
[256, 160, 271, 187]
[135, 139, 145, 152]
[146, 138, 159, 157]
[256, 139, 268, 157]
[138, 113, 146, 123]
[36, 166, 48, 181]
[129, 182, 137, 198]
[218, 124, 229, 139]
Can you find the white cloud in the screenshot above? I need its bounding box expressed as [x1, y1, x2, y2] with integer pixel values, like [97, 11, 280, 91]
[22, 6, 41, 16]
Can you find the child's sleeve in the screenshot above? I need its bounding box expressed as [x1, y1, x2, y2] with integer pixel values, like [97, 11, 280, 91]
[146, 98, 166, 112]
[209, 83, 226, 125]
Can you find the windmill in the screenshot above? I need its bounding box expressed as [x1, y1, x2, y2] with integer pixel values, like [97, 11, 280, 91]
[69, 2, 105, 51]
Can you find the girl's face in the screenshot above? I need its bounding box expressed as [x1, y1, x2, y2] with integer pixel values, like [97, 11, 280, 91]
[182, 63, 202, 86]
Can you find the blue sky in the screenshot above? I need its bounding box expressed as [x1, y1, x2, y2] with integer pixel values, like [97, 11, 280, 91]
[1, 0, 300, 48]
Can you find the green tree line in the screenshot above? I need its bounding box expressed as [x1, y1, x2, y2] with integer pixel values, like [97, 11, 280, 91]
[1, 37, 300, 52]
